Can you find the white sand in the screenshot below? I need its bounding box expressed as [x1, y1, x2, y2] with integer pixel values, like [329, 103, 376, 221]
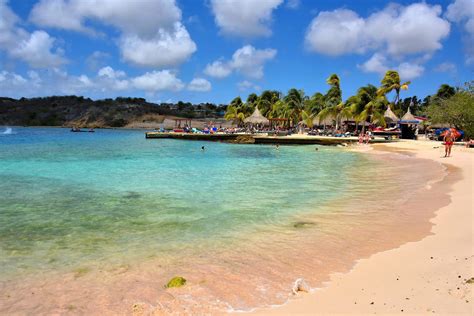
[252, 139, 473, 315]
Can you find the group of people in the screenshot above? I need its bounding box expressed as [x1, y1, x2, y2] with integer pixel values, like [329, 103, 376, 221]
[358, 132, 372, 144]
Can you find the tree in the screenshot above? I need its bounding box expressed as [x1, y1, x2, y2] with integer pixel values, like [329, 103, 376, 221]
[284, 88, 305, 126]
[325, 74, 342, 107]
[224, 97, 246, 125]
[317, 74, 348, 130]
[436, 84, 456, 100]
[378, 70, 410, 105]
[427, 82, 474, 138]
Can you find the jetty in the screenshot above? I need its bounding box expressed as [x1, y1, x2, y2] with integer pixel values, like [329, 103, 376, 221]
[145, 132, 395, 145]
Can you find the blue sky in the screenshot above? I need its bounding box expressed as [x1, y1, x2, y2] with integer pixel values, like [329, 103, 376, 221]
[0, 0, 472, 104]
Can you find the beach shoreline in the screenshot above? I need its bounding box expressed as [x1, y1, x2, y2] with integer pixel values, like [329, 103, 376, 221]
[251, 139, 473, 315]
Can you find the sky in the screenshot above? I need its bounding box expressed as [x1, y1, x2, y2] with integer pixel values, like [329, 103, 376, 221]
[0, 0, 473, 104]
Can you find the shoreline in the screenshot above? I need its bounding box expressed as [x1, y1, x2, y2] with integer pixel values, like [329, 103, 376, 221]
[251, 140, 473, 315]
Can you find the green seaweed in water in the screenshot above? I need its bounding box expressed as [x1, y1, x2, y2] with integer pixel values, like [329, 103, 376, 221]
[165, 276, 187, 288]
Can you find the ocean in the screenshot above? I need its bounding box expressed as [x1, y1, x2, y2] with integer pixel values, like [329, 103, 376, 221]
[0, 127, 445, 314]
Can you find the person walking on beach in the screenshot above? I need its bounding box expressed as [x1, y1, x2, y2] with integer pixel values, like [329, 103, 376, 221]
[443, 130, 454, 157]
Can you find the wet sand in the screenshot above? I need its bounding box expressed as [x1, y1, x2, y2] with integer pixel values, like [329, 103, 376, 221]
[252, 139, 473, 315]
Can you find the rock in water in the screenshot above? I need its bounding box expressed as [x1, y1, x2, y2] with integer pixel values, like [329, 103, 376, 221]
[233, 135, 255, 144]
[165, 276, 187, 288]
[292, 278, 310, 294]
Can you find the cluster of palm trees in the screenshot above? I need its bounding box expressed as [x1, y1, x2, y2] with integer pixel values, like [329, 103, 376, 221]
[224, 70, 411, 131]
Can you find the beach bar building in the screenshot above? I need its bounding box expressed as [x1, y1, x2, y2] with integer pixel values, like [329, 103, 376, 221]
[244, 107, 270, 125]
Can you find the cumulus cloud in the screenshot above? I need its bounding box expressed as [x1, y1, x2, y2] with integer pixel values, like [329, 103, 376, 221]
[210, 0, 283, 37]
[305, 3, 450, 57]
[286, 0, 300, 10]
[203, 60, 233, 78]
[119, 22, 196, 67]
[397, 62, 424, 80]
[187, 78, 211, 92]
[131, 70, 184, 92]
[0, 0, 65, 68]
[434, 62, 457, 73]
[359, 53, 424, 80]
[204, 45, 277, 79]
[0, 66, 193, 97]
[358, 53, 389, 74]
[446, 0, 474, 35]
[29, 0, 196, 68]
[446, 0, 474, 65]
[237, 80, 261, 91]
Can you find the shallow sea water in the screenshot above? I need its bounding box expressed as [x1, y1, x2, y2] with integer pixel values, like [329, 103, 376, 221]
[0, 127, 446, 314]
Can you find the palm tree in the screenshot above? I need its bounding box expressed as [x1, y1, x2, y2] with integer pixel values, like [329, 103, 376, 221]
[224, 97, 246, 125]
[316, 74, 348, 129]
[378, 70, 410, 105]
[357, 85, 389, 133]
[284, 88, 305, 126]
[325, 74, 342, 107]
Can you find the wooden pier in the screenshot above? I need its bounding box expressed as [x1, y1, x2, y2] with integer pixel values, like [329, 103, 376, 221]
[145, 132, 395, 145]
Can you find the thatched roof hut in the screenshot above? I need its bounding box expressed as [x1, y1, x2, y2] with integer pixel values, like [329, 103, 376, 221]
[384, 106, 399, 122]
[313, 115, 335, 126]
[401, 107, 416, 121]
[244, 107, 269, 125]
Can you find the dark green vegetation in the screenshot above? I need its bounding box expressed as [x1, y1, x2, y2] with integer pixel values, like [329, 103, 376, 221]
[225, 70, 470, 134]
[0, 96, 226, 127]
[427, 82, 474, 138]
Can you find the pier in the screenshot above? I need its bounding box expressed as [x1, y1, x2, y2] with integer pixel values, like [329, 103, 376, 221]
[145, 132, 395, 145]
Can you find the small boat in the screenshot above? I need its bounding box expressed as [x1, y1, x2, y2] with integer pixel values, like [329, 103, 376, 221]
[71, 128, 95, 133]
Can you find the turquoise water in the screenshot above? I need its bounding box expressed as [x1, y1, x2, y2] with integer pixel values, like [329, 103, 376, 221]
[0, 127, 368, 280]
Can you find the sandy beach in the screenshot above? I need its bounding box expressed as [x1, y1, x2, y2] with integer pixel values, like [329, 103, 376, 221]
[252, 139, 473, 315]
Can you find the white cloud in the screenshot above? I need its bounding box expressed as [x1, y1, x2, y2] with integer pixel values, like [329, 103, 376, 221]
[397, 62, 424, 80]
[0, 66, 189, 97]
[359, 53, 424, 80]
[358, 53, 388, 74]
[204, 45, 277, 79]
[203, 60, 233, 78]
[446, 0, 474, 65]
[305, 3, 450, 57]
[131, 70, 184, 92]
[305, 9, 366, 56]
[10, 31, 65, 68]
[210, 0, 283, 37]
[286, 0, 300, 10]
[119, 22, 196, 67]
[231, 45, 277, 78]
[98, 66, 126, 79]
[29, 0, 196, 68]
[446, 0, 474, 35]
[0, 1, 65, 68]
[434, 62, 457, 73]
[237, 80, 261, 91]
[187, 78, 211, 92]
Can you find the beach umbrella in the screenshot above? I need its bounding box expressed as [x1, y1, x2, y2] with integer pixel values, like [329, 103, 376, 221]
[440, 128, 462, 139]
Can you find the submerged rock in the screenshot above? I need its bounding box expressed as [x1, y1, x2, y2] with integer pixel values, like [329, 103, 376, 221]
[165, 276, 187, 288]
[292, 278, 310, 294]
[233, 135, 255, 144]
[124, 191, 141, 199]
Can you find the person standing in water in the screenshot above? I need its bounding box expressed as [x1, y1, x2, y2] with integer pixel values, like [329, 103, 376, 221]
[443, 130, 454, 157]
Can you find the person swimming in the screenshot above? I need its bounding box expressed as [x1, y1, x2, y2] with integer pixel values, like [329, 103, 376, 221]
[201, 146, 205, 151]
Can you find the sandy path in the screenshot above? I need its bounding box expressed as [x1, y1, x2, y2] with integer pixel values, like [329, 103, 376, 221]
[251, 140, 473, 315]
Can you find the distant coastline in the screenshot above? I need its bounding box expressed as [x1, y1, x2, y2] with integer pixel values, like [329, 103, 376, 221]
[0, 96, 227, 129]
